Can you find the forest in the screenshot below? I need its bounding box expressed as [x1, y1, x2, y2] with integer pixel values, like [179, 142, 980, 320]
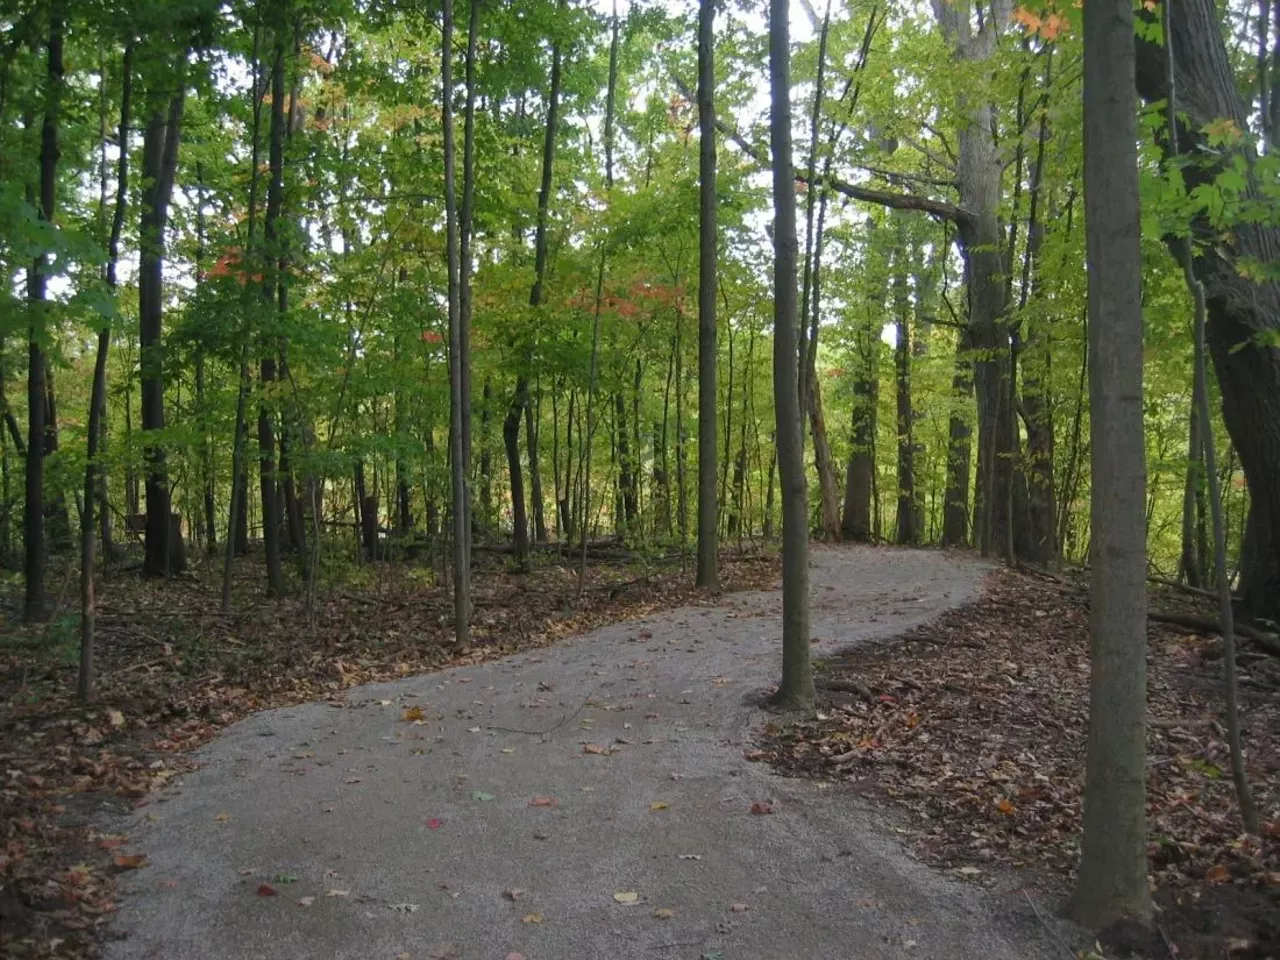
[1, 0, 1279, 955]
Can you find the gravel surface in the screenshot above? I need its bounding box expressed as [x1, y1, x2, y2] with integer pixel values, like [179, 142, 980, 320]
[104, 545, 1077, 960]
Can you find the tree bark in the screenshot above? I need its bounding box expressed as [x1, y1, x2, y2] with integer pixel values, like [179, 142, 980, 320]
[941, 328, 973, 546]
[444, 0, 469, 647]
[768, 0, 814, 711]
[1068, 0, 1151, 926]
[892, 225, 920, 545]
[139, 81, 185, 577]
[1133, 0, 1280, 625]
[24, 14, 63, 619]
[696, 0, 719, 587]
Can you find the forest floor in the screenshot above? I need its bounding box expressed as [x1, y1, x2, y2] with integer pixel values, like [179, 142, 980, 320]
[759, 565, 1280, 960]
[0, 544, 777, 959]
[1, 546, 1274, 960]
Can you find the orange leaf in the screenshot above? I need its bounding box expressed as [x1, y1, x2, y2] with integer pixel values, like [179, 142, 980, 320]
[750, 801, 775, 815]
[401, 706, 425, 722]
[529, 796, 557, 807]
[995, 797, 1015, 815]
[113, 854, 147, 870]
[1205, 863, 1230, 883]
[257, 883, 279, 897]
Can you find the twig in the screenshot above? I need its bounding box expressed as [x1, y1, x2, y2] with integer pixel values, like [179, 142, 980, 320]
[1021, 888, 1076, 960]
[484, 686, 601, 737]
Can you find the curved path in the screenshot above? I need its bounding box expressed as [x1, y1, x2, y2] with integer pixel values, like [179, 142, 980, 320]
[107, 546, 1067, 960]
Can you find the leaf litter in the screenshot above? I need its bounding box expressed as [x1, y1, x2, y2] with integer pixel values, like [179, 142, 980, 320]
[756, 569, 1279, 960]
[0, 551, 778, 959]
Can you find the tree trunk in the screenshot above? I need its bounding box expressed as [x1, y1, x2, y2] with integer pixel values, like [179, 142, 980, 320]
[444, 0, 469, 647]
[526, 382, 547, 542]
[1068, 0, 1152, 926]
[768, 0, 813, 710]
[1133, 0, 1280, 625]
[941, 328, 973, 546]
[892, 227, 920, 545]
[139, 82, 185, 577]
[842, 328, 877, 542]
[696, 0, 719, 587]
[1180, 392, 1208, 587]
[504, 378, 531, 570]
[934, 0, 1015, 561]
[23, 16, 62, 618]
[258, 34, 286, 595]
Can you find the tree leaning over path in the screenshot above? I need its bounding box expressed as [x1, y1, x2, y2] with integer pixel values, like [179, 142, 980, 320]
[768, 0, 814, 711]
[1069, 0, 1151, 928]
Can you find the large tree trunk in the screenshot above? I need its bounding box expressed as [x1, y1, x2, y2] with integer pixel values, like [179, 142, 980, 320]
[139, 83, 185, 577]
[1068, 0, 1151, 927]
[1134, 0, 1280, 624]
[934, 0, 1016, 561]
[696, 0, 719, 587]
[768, 0, 814, 710]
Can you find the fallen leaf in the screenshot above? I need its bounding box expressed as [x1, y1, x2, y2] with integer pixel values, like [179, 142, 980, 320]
[113, 854, 147, 870]
[297, 896, 315, 907]
[326, 889, 350, 897]
[214, 812, 231, 823]
[257, 884, 278, 897]
[471, 790, 495, 802]
[1205, 863, 1230, 883]
[529, 796, 557, 807]
[402, 706, 425, 722]
[613, 891, 640, 904]
[649, 801, 669, 812]
[521, 912, 544, 923]
[994, 797, 1015, 815]
[652, 907, 676, 919]
[730, 903, 749, 913]
[583, 744, 613, 756]
[749, 801, 774, 815]
[106, 709, 126, 728]
[425, 818, 444, 830]
[504, 889, 525, 901]
[678, 854, 702, 861]
[273, 873, 299, 884]
[342, 777, 362, 785]
[501, 747, 515, 755]
[956, 866, 982, 877]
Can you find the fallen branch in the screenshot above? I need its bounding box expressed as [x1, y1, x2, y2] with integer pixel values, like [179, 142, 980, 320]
[816, 677, 875, 703]
[1149, 610, 1280, 656]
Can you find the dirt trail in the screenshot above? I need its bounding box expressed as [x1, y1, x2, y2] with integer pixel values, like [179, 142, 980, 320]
[105, 545, 1076, 960]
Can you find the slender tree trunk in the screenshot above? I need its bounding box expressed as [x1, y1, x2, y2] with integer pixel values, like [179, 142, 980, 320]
[842, 326, 878, 542]
[892, 228, 920, 545]
[258, 33, 286, 594]
[444, 0, 469, 646]
[459, 0, 480, 575]
[806, 183, 841, 540]
[696, 0, 719, 586]
[527, 382, 547, 541]
[769, 0, 813, 711]
[24, 16, 63, 619]
[1068, 0, 1151, 926]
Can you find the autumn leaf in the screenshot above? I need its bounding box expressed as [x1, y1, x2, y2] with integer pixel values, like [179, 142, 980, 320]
[1205, 863, 1231, 883]
[425, 818, 444, 829]
[994, 797, 1015, 815]
[521, 912, 544, 923]
[652, 908, 676, 919]
[402, 706, 425, 722]
[113, 853, 147, 870]
[471, 790, 495, 802]
[297, 896, 315, 907]
[613, 891, 640, 904]
[749, 801, 775, 815]
[649, 801, 669, 812]
[529, 796, 557, 807]
[215, 812, 231, 823]
[257, 884, 279, 897]
[504, 889, 525, 901]
[106, 709, 126, 728]
[583, 743, 614, 756]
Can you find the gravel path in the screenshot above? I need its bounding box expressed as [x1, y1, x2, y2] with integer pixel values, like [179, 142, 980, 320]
[105, 545, 1070, 960]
